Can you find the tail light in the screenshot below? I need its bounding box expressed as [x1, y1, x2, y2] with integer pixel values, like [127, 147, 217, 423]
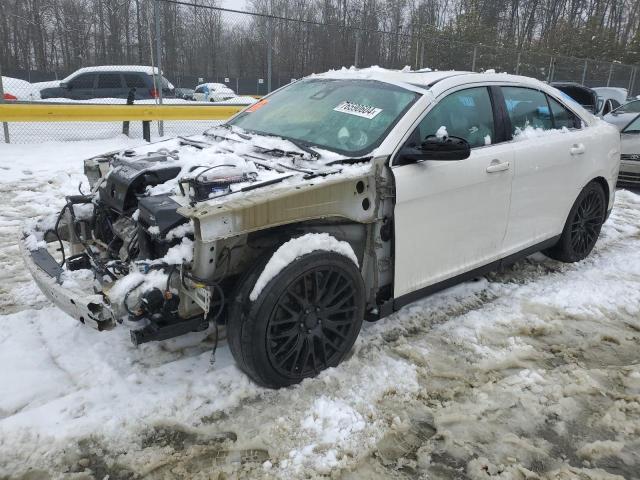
[3, 93, 17, 101]
[149, 88, 159, 98]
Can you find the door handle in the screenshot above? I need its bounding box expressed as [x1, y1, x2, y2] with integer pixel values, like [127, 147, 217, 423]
[486, 160, 510, 173]
[570, 143, 585, 155]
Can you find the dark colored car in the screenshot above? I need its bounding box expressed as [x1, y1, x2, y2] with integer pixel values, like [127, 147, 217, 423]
[550, 82, 598, 114]
[40, 67, 175, 100]
[174, 87, 195, 100]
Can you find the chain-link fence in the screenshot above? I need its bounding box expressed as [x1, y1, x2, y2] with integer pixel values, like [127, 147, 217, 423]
[1, 1, 639, 144]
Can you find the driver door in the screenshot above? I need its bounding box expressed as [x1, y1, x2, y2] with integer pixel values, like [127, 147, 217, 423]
[392, 86, 514, 299]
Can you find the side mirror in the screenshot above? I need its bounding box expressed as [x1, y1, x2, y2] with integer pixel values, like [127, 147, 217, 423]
[396, 135, 471, 166]
[60, 82, 69, 89]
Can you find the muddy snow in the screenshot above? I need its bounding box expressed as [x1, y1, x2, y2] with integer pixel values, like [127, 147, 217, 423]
[1, 139, 639, 479]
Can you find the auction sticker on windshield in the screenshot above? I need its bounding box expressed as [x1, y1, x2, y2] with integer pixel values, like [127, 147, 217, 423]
[333, 101, 382, 119]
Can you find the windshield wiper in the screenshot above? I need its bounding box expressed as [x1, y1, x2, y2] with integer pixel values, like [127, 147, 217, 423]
[285, 138, 320, 159]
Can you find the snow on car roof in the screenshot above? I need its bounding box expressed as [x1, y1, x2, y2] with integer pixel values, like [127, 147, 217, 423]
[196, 83, 234, 91]
[62, 65, 162, 82]
[313, 66, 471, 89]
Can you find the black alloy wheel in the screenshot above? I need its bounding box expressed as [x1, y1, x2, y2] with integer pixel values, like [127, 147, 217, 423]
[228, 249, 365, 388]
[266, 266, 359, 378]
[546, 181, 606, 263]
[569, 188, 605, 257]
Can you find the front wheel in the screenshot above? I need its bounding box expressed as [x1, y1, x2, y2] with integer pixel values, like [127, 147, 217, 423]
[546, 181, 606, 263]
[228, 250, 365, 388]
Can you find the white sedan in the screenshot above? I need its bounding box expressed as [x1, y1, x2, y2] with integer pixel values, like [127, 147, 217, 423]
[21, 68, 620, 388]
[193, 82, 237, 102]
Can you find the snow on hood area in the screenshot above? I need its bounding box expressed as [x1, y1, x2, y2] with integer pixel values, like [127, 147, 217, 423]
[19, 128, 373, 313]
[1, 137, 640, 477]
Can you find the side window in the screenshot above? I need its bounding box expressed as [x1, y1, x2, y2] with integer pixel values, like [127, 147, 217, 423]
[124, 74, 146, 88]
[97, 73, 123, 89]
[195, 86, 204, 93]
[69, 74, 95, 89]
[548, 96, 581, 129]
[413, 87, 495, 148]
[502, 87, 552, 132]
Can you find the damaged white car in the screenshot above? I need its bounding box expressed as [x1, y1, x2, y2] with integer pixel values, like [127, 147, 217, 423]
[20, 68, 620, 388]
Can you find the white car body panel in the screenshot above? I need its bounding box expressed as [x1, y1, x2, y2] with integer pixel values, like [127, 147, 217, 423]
[314, 70, 620, 299]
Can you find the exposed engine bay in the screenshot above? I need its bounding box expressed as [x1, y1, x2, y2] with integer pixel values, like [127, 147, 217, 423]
[20, 126, 393, 346]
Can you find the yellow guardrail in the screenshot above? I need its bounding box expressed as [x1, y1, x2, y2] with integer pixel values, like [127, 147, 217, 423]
[0, 103, 245, 122]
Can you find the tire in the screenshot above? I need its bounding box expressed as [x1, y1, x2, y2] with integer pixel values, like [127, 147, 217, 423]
[545, 181, 606, 263]
[227, 249, 365, 388]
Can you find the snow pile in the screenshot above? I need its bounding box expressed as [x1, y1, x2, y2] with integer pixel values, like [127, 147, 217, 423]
[436, 125, 448, 138]
[165, 221, 194, 240]
[249, 233, 359, 301]
[1, 76, 41, 100]
[289, 397, 366, 473]
[513, 124, 570, 140]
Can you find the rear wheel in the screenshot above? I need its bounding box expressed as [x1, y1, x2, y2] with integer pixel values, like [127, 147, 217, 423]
[228, 250, 365, 388]
[546, 181, 606, 262]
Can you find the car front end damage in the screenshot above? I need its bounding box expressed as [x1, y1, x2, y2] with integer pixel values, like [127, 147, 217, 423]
[20, 129, 391, 346]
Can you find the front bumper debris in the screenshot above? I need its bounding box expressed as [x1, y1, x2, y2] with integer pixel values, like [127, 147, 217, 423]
[19, 236, 116, 331]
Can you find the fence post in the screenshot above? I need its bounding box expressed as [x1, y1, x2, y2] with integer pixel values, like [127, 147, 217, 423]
[0, 63, 10, 143]
[267, 16, 273, 93]
[629, 67, 637, 97]
[354, 34, 360, 68]
[471, 46, 477, 72]
[515, 52, 521, 75]
[154, 0, 164, 137]
[606, 63, 614, 87]
[547, 56, 555, 82]
[581, 59, 588, 85]
[122, 88, 135, 137]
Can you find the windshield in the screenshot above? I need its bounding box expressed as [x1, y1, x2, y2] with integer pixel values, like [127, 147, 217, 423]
[228, 78, 420, 156]
[623, 115, 640, 133]
[613, 99, 640, 114]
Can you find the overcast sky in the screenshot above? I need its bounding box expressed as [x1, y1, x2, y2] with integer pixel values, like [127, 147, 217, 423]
[217, 0, 250, 11]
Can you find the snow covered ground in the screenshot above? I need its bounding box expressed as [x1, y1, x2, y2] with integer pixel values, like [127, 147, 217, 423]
[1, 139, 639, 479]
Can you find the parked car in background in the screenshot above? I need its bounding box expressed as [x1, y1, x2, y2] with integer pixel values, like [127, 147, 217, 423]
[593, 87, 627, 115]
[551, 82, 598, 113]
[193, 82, 237, 102]
[21, 68, 620, 388]
[1, 76, 40, 101]
[39, 66, 175, 100]
[619, 115, 640, 186]
[175, 87, 195, 100]
[610, 99, 640, 115]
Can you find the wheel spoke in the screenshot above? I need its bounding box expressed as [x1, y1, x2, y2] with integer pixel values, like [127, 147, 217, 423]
[266, 263, 360, 380]
[270, 324, 300, 340]
[274, 334, 299, 358]
[322, 280, 351, 308]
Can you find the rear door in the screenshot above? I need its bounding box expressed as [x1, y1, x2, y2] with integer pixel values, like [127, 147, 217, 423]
[67, 73, 97, 100]
[500, 86, 591, 253]
[392, 86, 514, 298]
[96, 73, 125, 99]
[124, 73, 148, 99]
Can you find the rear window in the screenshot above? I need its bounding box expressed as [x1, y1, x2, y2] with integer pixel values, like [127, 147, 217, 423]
[97, 74, 123, 89]
[153, 75, 173, 89]
[124, 74, 146, 88]
[548, 96, 581, 129]
[502, 87, 552, 132]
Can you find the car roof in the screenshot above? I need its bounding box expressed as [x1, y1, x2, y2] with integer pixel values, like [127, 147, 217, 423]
[63, 66, 160, 82]
[313, 67, 469, 89]
[312, 66, 556, 92]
